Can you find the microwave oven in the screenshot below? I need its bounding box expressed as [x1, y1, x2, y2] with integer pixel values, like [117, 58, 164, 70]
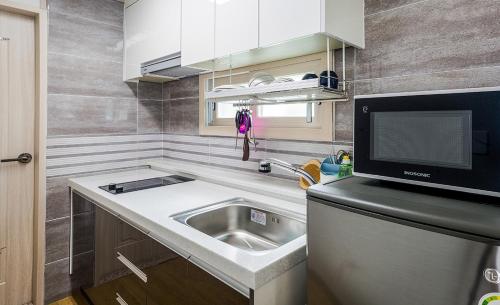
[354, 87, 500, 197]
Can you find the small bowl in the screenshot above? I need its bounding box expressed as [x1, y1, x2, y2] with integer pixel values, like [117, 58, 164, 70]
[321, 157, 340, 175]
[320, 157, 340, 184]
[249, 72, 275, 87]
[320, 70, 339, 89]
[302, 73, 318, 80]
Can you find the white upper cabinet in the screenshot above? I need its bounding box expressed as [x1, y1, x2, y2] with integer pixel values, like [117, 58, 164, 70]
[124, 0, 181, 81]
[181, 0, 215, 68]
[181, 0, 364, 69]
[182, 0, 258, 67]
[324, 0, 365, 49]
[215, 0, 259, 58]
[260, 0, 364, 49]
[259, 0, 321, 48]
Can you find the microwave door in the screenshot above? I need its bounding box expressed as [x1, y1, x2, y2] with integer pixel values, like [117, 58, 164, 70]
[369, 110, 473, 170]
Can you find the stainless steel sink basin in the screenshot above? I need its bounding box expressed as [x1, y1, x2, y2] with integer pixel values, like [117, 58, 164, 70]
[172, 198, 306, 252]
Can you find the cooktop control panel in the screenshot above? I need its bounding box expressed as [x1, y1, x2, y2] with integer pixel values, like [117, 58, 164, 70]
[99, 175, 194, 195]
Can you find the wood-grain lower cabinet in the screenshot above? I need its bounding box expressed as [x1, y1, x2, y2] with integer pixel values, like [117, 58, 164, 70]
[87, 206, 149, 305]
[146, 240, 249, 305]
[145, 240, 189, 305]
[89, 205, 251, 305]
[188, 262, 249, 305]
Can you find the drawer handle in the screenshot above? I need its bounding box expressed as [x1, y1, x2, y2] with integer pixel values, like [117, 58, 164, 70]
[116, 252, 148, 283]
[116, 293, 128, 305]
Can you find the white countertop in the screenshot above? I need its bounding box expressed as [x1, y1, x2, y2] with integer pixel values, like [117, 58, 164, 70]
[68, 161, 307, 291]
[148, 159, 307, 204]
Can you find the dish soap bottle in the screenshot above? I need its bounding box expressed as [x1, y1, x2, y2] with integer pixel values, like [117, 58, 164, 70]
[338, 155, 352, 178]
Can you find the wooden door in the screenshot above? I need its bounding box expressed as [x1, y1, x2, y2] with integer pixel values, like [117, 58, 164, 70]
[0, 9, 35, 305]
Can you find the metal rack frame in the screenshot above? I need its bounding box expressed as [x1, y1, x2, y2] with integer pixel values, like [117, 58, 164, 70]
[204, 37, 350, 124]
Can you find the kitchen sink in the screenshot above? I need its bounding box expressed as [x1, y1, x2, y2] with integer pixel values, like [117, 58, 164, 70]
[172, 198, 306, 252]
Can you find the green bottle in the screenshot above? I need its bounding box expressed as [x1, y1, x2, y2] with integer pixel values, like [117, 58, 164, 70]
[338, 155, 352, 178]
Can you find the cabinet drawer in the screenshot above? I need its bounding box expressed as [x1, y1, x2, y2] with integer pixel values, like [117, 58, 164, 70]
[116, 250, 149, 284]
[85, 270, 147, 305]
[146, 258, 189, 305]
[188, 262, 249, 305]
[115, 218, 148, 247]
[95, 206, 154, 285]
[115, 273, 147, 305]
[0, 248, 5, 284]
[146, 240, 189, 305]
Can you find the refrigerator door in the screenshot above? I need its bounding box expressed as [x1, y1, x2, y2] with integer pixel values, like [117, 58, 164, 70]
[307, 198, 500, 305]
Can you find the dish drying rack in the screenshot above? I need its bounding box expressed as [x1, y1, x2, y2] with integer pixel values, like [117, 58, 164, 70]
[206, 78, 350, 106]
[204, 40, 351, 106]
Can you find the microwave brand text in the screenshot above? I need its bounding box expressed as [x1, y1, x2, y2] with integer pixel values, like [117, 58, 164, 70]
[403, 171, 431, 178]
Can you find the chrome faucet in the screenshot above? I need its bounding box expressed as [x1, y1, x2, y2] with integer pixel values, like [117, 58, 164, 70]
[258, 158, 318, 186]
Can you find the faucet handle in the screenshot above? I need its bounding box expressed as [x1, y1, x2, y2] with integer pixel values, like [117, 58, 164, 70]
[258, 161, 271, 173]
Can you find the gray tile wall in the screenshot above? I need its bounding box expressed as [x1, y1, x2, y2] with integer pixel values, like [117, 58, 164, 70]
[335, 0, 500, 141]
[45, 0, 163, 303]
[163, 77, 200, 135]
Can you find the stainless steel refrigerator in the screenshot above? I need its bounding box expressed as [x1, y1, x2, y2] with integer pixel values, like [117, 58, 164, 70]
[307, 176, 500, 305]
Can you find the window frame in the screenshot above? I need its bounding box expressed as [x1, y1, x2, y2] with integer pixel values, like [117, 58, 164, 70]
[198, 52, 334, 141]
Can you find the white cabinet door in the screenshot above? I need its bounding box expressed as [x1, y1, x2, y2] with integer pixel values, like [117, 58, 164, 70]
[124, 0, 181, 81]
[215, 0, 258, 58]
[181, 0, 215, 67]
[259, 0, 321, 47]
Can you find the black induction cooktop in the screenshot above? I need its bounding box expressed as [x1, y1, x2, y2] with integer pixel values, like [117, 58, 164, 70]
[99, 175, 194, 194]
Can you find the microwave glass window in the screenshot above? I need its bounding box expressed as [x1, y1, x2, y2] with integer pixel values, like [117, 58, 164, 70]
[370, 111, 472, 169]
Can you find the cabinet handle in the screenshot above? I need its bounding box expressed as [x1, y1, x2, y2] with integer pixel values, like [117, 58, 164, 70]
[116, 252, 148, 283]
[116, 293, 129, 305]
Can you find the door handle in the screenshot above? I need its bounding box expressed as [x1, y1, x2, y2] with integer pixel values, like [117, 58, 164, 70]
[1, 153, 32, 164]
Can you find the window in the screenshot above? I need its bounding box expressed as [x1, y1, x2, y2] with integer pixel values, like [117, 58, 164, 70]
[199, 52, 334, 141]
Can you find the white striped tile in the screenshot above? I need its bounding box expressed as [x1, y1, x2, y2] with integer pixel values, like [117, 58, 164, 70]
[47, 150, 162, 167]
[163, 134, 210, 145]
[209, 136, 266, 148]
[163, 142, 209, 154]
[47, 142, 162, 157]
[44, 133, 352, 180]
[163, 150, 210, 163]
[47, 134, 163, 146]
[208, 155, 260, 171]
[46, 158, 162, 177]
[265, 140, 333, 155]
[264, 151, 321, 165]
[209, 145, 267, 160]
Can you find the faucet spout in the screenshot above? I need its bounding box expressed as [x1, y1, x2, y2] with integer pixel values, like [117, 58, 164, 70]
[258, 158, 318, 186]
